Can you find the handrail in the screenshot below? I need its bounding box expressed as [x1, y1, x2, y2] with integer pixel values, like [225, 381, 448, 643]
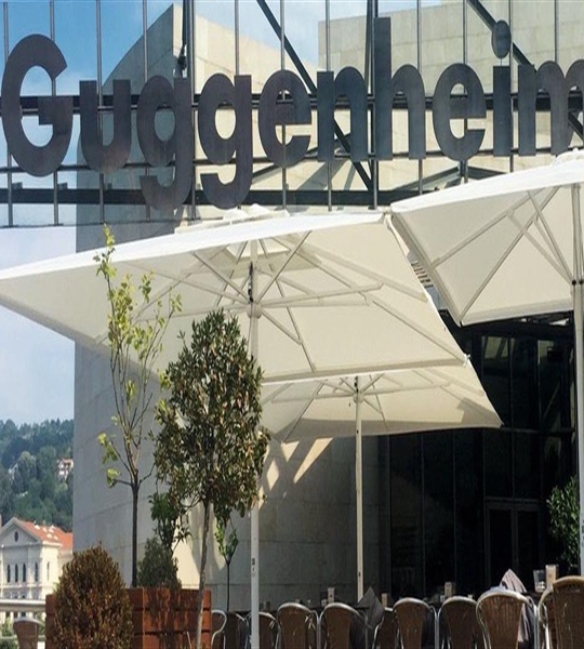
[0, 598, 46, 613]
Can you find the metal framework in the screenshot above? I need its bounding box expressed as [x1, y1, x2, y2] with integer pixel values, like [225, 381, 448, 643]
[0, 0, 580, 226]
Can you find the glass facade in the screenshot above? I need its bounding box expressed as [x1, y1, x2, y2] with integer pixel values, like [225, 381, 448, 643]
[380, 319, 575, 598]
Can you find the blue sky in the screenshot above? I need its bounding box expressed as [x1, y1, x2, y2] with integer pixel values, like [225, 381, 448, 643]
[0, 0, 428, 424]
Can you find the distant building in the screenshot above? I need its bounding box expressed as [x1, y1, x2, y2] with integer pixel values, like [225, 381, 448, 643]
[56, 458, 74, 482]
[0, 518, 73, 621]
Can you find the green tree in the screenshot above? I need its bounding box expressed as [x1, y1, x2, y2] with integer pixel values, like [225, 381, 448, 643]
[95, 225, 181, 586]
[548, 475, 580, 569]
[154, 310, 267, 649]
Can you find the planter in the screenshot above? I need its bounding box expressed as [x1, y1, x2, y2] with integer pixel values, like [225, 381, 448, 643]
[46, 588, 212, 649]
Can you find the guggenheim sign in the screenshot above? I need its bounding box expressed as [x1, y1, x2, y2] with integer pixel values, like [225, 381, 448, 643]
[1, 17, 583, 210]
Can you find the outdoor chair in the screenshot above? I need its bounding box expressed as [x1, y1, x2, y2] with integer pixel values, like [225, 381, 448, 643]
[551, 575, 584, 649]
[276, 602, 318, 649]
[12, 618, 43, 649]
[212, 609, 228, 649]
[393, 598, 436, 649]
[320, 602, 365, 649]
[372, 607, 399, 649]
[257, 611, 278, 649]
[225, 612, 249, 649]
[538, 588, 556, 649]
[437, 596, 484, 649]
[476, 589, 534, 649]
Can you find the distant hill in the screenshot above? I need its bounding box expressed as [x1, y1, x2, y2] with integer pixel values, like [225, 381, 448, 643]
[0, 419, 73, 531]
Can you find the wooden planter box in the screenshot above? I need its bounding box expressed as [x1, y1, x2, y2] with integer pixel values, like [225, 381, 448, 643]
[46, 588, 212, 649]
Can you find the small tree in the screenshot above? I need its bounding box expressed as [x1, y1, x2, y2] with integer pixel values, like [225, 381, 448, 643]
[95, 225, 181, 586]
[548, 475, 580, 570]
[154, 310, 267, 649]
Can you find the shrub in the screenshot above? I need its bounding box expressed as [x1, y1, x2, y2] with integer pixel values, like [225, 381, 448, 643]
[137, 537, 181, 589]
[548, 475, 580, 569]
[52, 545, 133, 649]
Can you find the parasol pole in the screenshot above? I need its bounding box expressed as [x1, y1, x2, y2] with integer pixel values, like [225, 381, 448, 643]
[355, 376, 364, 599]
[248, 244, 260, 649]
[571, 184, 584, 575]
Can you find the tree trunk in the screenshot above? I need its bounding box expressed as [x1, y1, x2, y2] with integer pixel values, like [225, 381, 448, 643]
[132, 483, 139, 587]
[226, 560, 231, 611]
[196, 502, 211, 649]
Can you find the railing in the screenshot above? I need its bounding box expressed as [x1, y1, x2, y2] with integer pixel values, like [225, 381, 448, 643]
[0, 597, 46, 613]
[0, 599, 46, 647]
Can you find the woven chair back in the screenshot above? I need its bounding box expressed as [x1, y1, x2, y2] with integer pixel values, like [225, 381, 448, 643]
[212, 610, 227, 649]
[552, 576, 584, 649]
[225, 612, 248, 649]
[439, 597, 484, 649]
[257, 612, 277, 649]
[373, 607, 399, 649]
[538, 588, 556, 649]
[394, 598, 435, 649]
[320, 603, 360, 649]
[13, 619, 42, 649]
[476, 590, 529, 649]
[277, 603, 318, 649]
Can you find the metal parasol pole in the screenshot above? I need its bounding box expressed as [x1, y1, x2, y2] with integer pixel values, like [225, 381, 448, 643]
[249, 243, 260, 649]
[355, 376, 364, 599]
[571, 184, 584, 575]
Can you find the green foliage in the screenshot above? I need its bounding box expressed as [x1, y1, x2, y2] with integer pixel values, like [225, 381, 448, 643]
[548, 475, 580, 569]
[154, 310, 267, 649]
[52, 545, 133, 649]
[0, 418, 73, 529]
[137, 537, 182, 589]
[149, 490, 186, 550]
[155, 310, 267, 522]
[215, 517, 238, 566]
[0, 621, 16, 649]
[95, 225, 181, 585]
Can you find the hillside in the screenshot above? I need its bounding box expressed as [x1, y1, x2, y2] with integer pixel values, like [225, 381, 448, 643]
[0, 419, 73, 531]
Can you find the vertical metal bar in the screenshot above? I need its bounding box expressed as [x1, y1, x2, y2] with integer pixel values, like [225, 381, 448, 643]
[370, 0, 378, 209]
[508, 0, 514, 172]
[143, 0, 150, 222]
[280, 0, 287, 210]
[416, 0, 423, 195]
[554, 0, 559, 64]
[571, 184, 584, 576]
[462, 0, 468, 184]
[189, 0, 197, 220]
[235, 0, 240, 75]
[421, 435, 426, 597]
[50, 0, 59, 225]
[326, 0, 332, 211]
[4, 2, 12, 227]
[355, 376, 364, 600]
[96, 0, 105, 224]
[249, 246, 260, 649]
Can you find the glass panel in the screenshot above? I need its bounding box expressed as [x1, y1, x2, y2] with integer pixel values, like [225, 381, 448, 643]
[515, 432, 540, 499]
[100, 1, 145, 86]
[539, 341, 565, 432]
[544, 434, 573, 498]
[423, 432, 454, 597]
[454, 430, 483, 597]
[517, 509, 541, 588]
[482, 336, 510, 425]
[390, 433, 423, 598]
[511, 338, 536, 429]
[488, 507, 512, 586]
[484, 429, 512, 497]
